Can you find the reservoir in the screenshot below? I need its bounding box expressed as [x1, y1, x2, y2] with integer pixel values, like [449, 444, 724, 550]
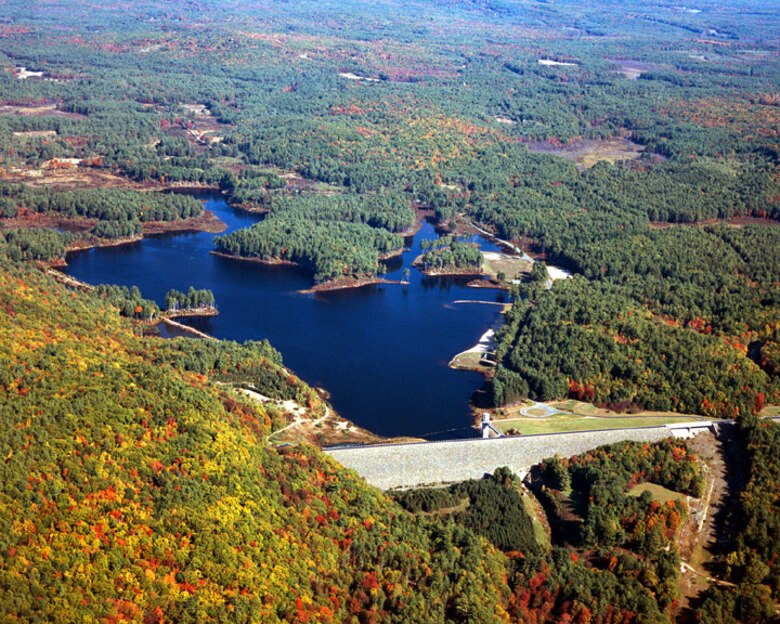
[64, 192, 507, 440]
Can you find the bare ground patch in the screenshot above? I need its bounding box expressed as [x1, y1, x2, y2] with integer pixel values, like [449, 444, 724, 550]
[608, 59, 659, 80]
[0, 165, 219, 192]
[526, 137, 646, 170]
[238, 386, 420, 447]
[481, 251, 532, 280]
[677, 430, 741, 618]
[0, 103, 85, 119]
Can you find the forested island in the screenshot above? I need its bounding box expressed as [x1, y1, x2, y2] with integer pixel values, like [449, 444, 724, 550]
[416, 235, 483, 276]
[212, 192, 413, 287]
[0, 0, 779, 621]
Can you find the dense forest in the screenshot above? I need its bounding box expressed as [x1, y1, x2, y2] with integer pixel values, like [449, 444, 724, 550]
[0, 182, 204, 242]
[698, 419, 780, 622]
[418, 235, 483, 274]
[0, 255, 717, 623]
[0, 260, 512, 622]
[215, 217, 403, 283]
[90, 284, 216, 320]
[93, 283, 159, 320]
[394, 439, 704, 622]
[0, 256, 725, 622]
[0, 0, 780, 620]
[164, 287, 216, 312]
[492, 276, 772, 417]
[0, 184, 202, 223]
[0, 227, 71, 261]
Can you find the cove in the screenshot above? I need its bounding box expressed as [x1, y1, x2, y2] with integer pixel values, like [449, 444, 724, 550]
[63, 191, 508, 440]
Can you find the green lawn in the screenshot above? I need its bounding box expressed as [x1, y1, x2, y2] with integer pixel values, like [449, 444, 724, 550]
[494, 413, 709, 436]
[628, 482, 688, 504]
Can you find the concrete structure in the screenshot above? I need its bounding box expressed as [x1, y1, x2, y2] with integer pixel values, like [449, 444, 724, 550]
[665, 421, 714, 439]
[481, 413, 503, 439]
[326, 424, 714, 490]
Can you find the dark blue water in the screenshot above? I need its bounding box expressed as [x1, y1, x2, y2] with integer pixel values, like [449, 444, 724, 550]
[64, 192, 507, 440]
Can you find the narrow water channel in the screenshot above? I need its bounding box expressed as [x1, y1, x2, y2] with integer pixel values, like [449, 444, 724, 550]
[64, 192, 508, 440]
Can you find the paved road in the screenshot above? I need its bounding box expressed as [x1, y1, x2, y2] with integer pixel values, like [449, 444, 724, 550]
[519, 402, 565, 417]
[326, 426, 681, 490]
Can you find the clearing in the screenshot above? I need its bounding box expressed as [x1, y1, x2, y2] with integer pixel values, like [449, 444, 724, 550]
[527, 137, 645, 170]
[338, 71, 380, 82]
[609, 59, 658, 80]
[15, 67, 44, 80]
[628, 482, 688, 504]
[481, 250, 532, 281]
[237, 386, 418, 447]
[13, 130, 57, 139]
[676, 429, 742, 618]
[487, 399, 708, 435]
[538, 58, 578, 67]
[450, 326, 499, 372]
[760, 404, 780, 417]
[0, 103, 83, 118]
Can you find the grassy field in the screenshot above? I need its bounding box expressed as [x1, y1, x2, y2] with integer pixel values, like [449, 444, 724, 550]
[548, 400, 700, 419]
[760, 405, 780, 417]
[489, 399, 708, 435]
[628, 482, 689, 505]
[493, 413, 709, 436]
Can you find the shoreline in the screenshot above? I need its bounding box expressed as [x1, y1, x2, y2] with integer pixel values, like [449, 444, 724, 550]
[420, 267, 483, 278]
[42, 264, 417, 447]
[465, 220, 535, 261]
[211, 250, 409, 293]
[411, 251, 485, 278]
[224, 200, 270, 215]
[21, 210, 228, 267]
[466, 278, 508, 290]
[64, 234, 143, 257]
[160, 306, 219, 319]
[156, 181, 219, 192]
[157, 317, 216, 340]
[449, 327, 498, 371]
[141, 210, 227, 235]
[379, 247, 405, 261]
[44, 267, 94, 291]
[300, 276, 408, 294]
[210, 250, 302, 268]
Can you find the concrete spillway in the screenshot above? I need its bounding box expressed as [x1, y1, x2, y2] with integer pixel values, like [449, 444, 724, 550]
[325, 424, 712, 490]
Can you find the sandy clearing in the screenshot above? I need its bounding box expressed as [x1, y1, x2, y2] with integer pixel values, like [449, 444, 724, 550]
[546, 265, 573, 281]
[15, 67, 44, 79]
[538, 59, 578, 67]
[339, 72, 380, 82]
[13, 130, 57, 138]
[463, 328, 496, 354]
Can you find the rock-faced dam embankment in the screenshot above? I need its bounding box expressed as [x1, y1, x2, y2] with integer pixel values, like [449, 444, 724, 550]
[325, 425, 710, 490]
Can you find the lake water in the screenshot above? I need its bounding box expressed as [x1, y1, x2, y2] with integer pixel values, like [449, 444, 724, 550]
[64, 192, 507, 440]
